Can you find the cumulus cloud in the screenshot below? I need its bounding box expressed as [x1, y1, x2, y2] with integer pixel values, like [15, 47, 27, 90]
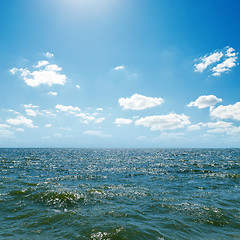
[187, 124, 201, 131]
[24, 104, 55, 117]
[114, 118, 132, 126]
[55, 104, 104, 124]
[75, 113, 95, 123]
[25, 109, 37, 117]
[135, 113, 190, 131]
[83, 130, 111, 138]
[226, 47, 236, 57]
[42, 110, 56, 116]
[187, 95, 222, 109]
[194, 46, 238, 76]
[202, 120, 240, 135]
[44, 52, 54, 58]
[10, 59, 67, 87]
[76, 85, 80, 89]
[55, 104, 81, 113]
[9, 68, 18, 74]
[194, 51, 223, 72]
[45, 124, 52, 128]
[118, 93, 164, 110]
[6, 116, 38, 128]
[212, 56, 238, 76]
[34, 60, 49, 68]
[24, 104, 38, 109]
[48, 91, 58, 96]
[24, 104, 38, 116]
[203, 121, 232, 129]
[210, 102, 240, 121]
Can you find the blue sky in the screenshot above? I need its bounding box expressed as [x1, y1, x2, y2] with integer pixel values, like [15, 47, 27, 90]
[0, 0, 240, 147]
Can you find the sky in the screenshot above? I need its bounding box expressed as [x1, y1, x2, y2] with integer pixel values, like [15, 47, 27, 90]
[0, 0, 240, 148]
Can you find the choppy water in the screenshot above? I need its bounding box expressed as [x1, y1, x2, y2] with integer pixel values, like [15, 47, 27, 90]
[0, 148, 239, 239]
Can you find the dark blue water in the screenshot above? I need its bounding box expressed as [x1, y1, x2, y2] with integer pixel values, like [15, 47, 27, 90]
[0, 148, 239, 239]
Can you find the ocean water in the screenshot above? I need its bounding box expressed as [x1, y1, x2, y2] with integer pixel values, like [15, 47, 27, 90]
[0, 148, 239, 240]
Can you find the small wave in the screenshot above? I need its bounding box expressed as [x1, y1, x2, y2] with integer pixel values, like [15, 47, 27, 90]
[9, 187, 84, 207]
[35, 190, 83, 207]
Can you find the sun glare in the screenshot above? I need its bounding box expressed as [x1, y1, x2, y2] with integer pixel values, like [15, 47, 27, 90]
[59, 0, 119, 18]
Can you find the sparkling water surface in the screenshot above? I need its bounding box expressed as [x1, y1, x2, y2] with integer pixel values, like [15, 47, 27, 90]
[0, 148, 239, 239]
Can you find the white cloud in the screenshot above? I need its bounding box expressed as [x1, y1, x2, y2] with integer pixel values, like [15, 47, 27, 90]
[55, 105, 102, 124]
[226, 47, 236, 57]
[210, 102, 240, 121]
[10, 60, 67, 87]
[202, 120, 240, 135]
[24, 104, 55, 117]
[24, 104, 38, 109]
[24, 104, 38, 117]
[15, 128, 24, 132]
[48, 91, 58, 96]
[34, 60, 49, 68]
[95, 117, 105, 124]
[114, 66, 125, 70]
[76, 84, 80, 89]
[9, 68, 18, 74]
[114, 118, 132, 126]
[0, 129, 15, 138]
[44, 52, 54, 58]
[207, 128, 226, 133]
[8, 109, 20, 115]
[194, 46, 238, 76]
[41, 110, 56, 116]
[118, 93, 164, 110]
[187, 95, 222, 109]
[45, 124, 52, 128]
[55, 104, 80, 113]
[135, 113, 190, 131]
[25, 109, 37, 117]
[212, 56, 238, 76]
[157, 132, 185, 140]
[45, 64, 62, 72]
[6, 116, 38, 128]
[194, 51, 223, 72]
[203, 121, 232, 129]
[83, 130, 111, 138]
[76, 113, 95, 123]
[97, 108, 103, 111]
[227, 126, 240, 135]
[0, 124, 10, 128]
[187, 124, 201, 131]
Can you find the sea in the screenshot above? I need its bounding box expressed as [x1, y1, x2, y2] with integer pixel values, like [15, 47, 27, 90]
[0, 148, 239, 240]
